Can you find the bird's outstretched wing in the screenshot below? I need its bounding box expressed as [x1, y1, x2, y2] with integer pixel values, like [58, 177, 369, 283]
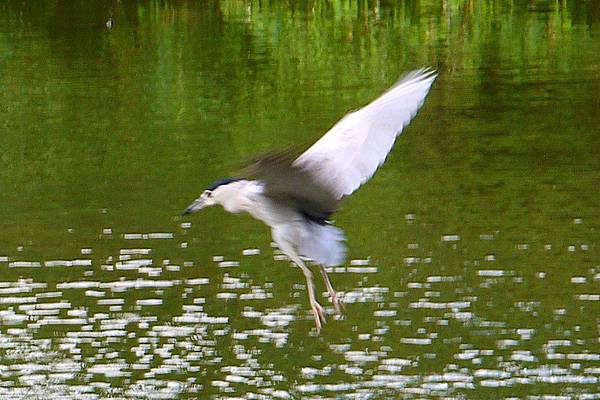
[241, 150, 340, 223]
[293, 68, 437, 199]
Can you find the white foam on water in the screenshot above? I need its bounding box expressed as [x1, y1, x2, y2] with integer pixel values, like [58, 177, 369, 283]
[347, 266, 378, 273]
[216, 292, 238, 299]
[400, 338, 432, 345]
[577, 294, 600, 301]
[185, 278, 209, 285]
[441, 235, 460, 242]
[218, 261, 240, 268]
[136, 299, 163, 306]
[9, 261, 41, 268]
[242, 248, 261, 256]
[57, 281, 100, 289]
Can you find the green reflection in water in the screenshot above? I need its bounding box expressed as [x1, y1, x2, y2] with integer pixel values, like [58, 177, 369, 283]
[1, 0, 599, 398]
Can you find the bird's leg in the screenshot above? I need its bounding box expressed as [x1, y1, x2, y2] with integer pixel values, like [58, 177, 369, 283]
[295, 259, 327, 332]
[319, 266, 345, 315]
[272, 228, 326, 332]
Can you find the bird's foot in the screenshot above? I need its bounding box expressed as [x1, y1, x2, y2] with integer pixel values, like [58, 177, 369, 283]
[331, 293, 345, 315]
[311, 301, 327, 333]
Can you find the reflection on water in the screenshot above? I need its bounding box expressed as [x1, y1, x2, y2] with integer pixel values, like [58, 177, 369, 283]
[1, 0, 600, 398]
[1, 225, 599, 398]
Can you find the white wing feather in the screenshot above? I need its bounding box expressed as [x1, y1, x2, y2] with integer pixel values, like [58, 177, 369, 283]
[293, 68, 437, 199]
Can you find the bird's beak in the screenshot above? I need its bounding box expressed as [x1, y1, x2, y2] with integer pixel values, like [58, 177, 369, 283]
[182, 197, 207, 216]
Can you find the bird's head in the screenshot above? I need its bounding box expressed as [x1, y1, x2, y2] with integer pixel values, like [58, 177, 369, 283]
[182, 177, 245, 215]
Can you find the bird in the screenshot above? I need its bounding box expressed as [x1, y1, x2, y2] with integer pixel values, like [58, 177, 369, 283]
[183, 68, 437, 332]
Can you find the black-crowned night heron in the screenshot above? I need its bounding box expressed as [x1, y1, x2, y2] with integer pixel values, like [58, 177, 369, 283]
[183, 69, 437, 332]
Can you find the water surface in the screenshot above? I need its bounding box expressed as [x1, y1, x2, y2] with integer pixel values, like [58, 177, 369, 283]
[1, 1, 599, 398]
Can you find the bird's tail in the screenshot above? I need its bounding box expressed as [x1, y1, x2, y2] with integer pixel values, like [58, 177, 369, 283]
[299, 222, 346, 266]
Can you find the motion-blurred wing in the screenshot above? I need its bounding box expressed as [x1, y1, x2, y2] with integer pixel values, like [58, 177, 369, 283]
[241, 150, 340, 223]
[293, 68, 437, 199]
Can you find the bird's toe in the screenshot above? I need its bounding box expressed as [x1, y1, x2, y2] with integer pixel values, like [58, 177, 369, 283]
[332, 295, 345, 315]
[310, 301, 327, 332]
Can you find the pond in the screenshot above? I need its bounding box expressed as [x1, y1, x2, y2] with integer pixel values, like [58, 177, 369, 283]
[1, 1, 599, 398]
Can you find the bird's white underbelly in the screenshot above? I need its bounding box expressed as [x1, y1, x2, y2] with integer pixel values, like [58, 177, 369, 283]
[245, 194, 301, 229]
[243, 188, 346, 266]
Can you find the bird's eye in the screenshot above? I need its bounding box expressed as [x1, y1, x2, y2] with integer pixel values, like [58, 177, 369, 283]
[205, 191, 212, 198]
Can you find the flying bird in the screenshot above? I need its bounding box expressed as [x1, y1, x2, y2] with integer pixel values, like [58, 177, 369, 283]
[183, 69, 437, 332]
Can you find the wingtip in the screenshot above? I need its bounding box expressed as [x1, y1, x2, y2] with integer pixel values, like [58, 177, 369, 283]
[390, 67, 438, 92]
[422, 67, 438, 80]
[424, 66, 438, 75]
[409, 67, 438, 81]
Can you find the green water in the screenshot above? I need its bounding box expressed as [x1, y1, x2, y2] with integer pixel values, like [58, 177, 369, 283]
[1, 1, 599, 398]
